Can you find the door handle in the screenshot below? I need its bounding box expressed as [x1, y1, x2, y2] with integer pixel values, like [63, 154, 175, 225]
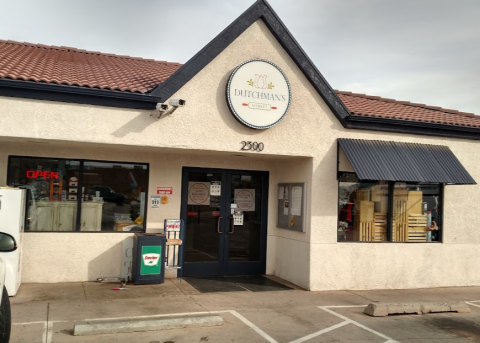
[217, 216, 224, 233]
[229, 216, 235, 234]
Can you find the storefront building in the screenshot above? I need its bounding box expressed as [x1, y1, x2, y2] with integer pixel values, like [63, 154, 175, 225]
[1, 0, 480, 291]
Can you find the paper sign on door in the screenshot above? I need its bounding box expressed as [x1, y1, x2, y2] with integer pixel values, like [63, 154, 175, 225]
[233, 211, 244, 226]
[210, 181, 221, 196]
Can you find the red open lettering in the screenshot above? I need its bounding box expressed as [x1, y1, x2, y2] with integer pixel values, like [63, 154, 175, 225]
[26, 170, 60, 179]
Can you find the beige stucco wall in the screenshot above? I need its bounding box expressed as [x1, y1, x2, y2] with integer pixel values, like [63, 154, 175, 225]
[1, 19, 480, 289]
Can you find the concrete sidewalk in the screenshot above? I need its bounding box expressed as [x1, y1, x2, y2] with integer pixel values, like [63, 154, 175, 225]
[10, 278, 480, 342]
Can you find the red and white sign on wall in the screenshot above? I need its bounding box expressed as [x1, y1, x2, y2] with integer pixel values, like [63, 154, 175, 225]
[157, 187, 173, 195]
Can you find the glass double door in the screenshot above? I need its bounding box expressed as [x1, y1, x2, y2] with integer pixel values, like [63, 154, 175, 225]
[181, 168, 268, 277]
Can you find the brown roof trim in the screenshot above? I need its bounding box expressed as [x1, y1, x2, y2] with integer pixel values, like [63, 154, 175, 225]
[0, 78, 161, 110]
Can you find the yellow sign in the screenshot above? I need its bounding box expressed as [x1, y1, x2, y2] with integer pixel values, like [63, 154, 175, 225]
[161, 196, 168, 204]
[135, 216, 144, 225]
[290, 217, 295, 227]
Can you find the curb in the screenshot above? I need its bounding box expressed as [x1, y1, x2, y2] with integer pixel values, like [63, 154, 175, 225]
[74, 313, 224, 336]
[363, 301, 471, 317]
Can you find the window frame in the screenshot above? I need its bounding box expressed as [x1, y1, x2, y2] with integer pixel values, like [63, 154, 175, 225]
[7, 155, 150, 233]
[337, 172, 444, 243]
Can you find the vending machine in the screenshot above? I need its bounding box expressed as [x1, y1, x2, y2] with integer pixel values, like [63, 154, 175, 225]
[0, 187, 26, 296]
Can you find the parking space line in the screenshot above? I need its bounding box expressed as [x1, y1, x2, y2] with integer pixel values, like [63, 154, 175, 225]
[14, 320, 68, 325]
[318, 306, 401, 343]
[289, 321, 350, 343]
[26, 301, 480, 343]
[43, 321, 53, 343]
[466, 302, 480, 308]
[227, 310, 278, 343]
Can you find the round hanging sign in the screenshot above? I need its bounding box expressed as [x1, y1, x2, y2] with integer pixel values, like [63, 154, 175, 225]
[227, 59, 291, 129]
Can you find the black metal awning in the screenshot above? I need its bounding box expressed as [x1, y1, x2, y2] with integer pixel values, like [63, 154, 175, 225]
[338, 138, 476, 184]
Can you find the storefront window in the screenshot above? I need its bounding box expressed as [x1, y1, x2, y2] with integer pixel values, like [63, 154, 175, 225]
[7, 156, 148, 232]
[393, 182, 441, 242]
[83, 161, 147, 232]
[338, 173, 388, 242]
[337, 172, 442, 243]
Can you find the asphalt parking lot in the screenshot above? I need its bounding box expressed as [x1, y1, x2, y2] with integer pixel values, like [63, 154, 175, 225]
[9, 279, 480, 342]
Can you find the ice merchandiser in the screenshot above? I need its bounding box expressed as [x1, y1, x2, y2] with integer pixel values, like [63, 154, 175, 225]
[0, 187, 26, 296]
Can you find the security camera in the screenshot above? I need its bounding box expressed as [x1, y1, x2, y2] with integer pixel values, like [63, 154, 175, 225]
[156, 103, 168, 111]
[151, 103, 169, 119]
[169, 98, 186, 107]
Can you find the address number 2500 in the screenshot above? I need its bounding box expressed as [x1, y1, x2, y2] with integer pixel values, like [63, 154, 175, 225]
[240, 141, 264, 152]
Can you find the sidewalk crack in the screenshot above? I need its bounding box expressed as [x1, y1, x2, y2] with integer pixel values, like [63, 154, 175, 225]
[346, 290, 376, 302]
[45, 302, 50, 343]
[82, 282, 87, 300]
[189, 295, 208, 312]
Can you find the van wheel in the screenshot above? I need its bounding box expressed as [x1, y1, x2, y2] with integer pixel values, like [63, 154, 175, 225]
[0, 287, 11, 342]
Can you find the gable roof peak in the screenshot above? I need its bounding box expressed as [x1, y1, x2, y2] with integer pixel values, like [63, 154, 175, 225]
[150, 0, 350, 124]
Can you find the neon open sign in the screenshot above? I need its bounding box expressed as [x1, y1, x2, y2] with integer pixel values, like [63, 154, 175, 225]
[26, 170, 59, 179]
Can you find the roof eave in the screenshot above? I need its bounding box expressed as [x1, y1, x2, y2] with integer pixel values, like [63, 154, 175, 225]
[346, 115, 480, 141]
[0, 78, 161, 110]
[150, 0, 350, 125]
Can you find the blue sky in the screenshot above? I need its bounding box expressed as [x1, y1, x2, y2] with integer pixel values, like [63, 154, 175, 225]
[2, 0, 479, 114]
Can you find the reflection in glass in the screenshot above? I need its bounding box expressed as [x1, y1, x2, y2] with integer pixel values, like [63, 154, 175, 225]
[229, 174, 261, 261]
[8, 157, 148, 232]
[83, 161, 148, 232]
[338, 173, 442, 243]
[393, 183, 441, 242]
[338, 175, 388, 242]
[8, 157, 81, 231]
[184, 172, 222, 263]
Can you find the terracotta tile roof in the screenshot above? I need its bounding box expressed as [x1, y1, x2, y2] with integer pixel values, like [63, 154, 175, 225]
[0, 39, 182, 94]
[1, 40, 479, 129]
[336, 90, 480, 128]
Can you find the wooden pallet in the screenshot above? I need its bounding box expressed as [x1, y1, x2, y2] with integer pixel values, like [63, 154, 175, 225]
[408, 214, 427, 242]
[360, 222, 374, 241]
[374, 213, 387, 241]
[393, 199, 408, 241]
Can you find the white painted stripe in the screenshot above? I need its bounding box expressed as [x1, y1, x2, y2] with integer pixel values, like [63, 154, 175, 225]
[45, 321, 53, 343]
[321, 305, 367, 308]
[228, 310, 278, 343]
[14, 321, 45, 325]
[14, 320, 68, 325]
[289, 321, 350, 343]
[466, 301, 480, 308]
[319, 306, 400, 343]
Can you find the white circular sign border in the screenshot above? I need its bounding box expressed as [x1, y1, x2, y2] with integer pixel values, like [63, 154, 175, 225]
[227, 59, 292, 130]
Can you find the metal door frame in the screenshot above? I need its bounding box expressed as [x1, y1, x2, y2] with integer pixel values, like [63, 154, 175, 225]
[180, 167, 268, 277]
